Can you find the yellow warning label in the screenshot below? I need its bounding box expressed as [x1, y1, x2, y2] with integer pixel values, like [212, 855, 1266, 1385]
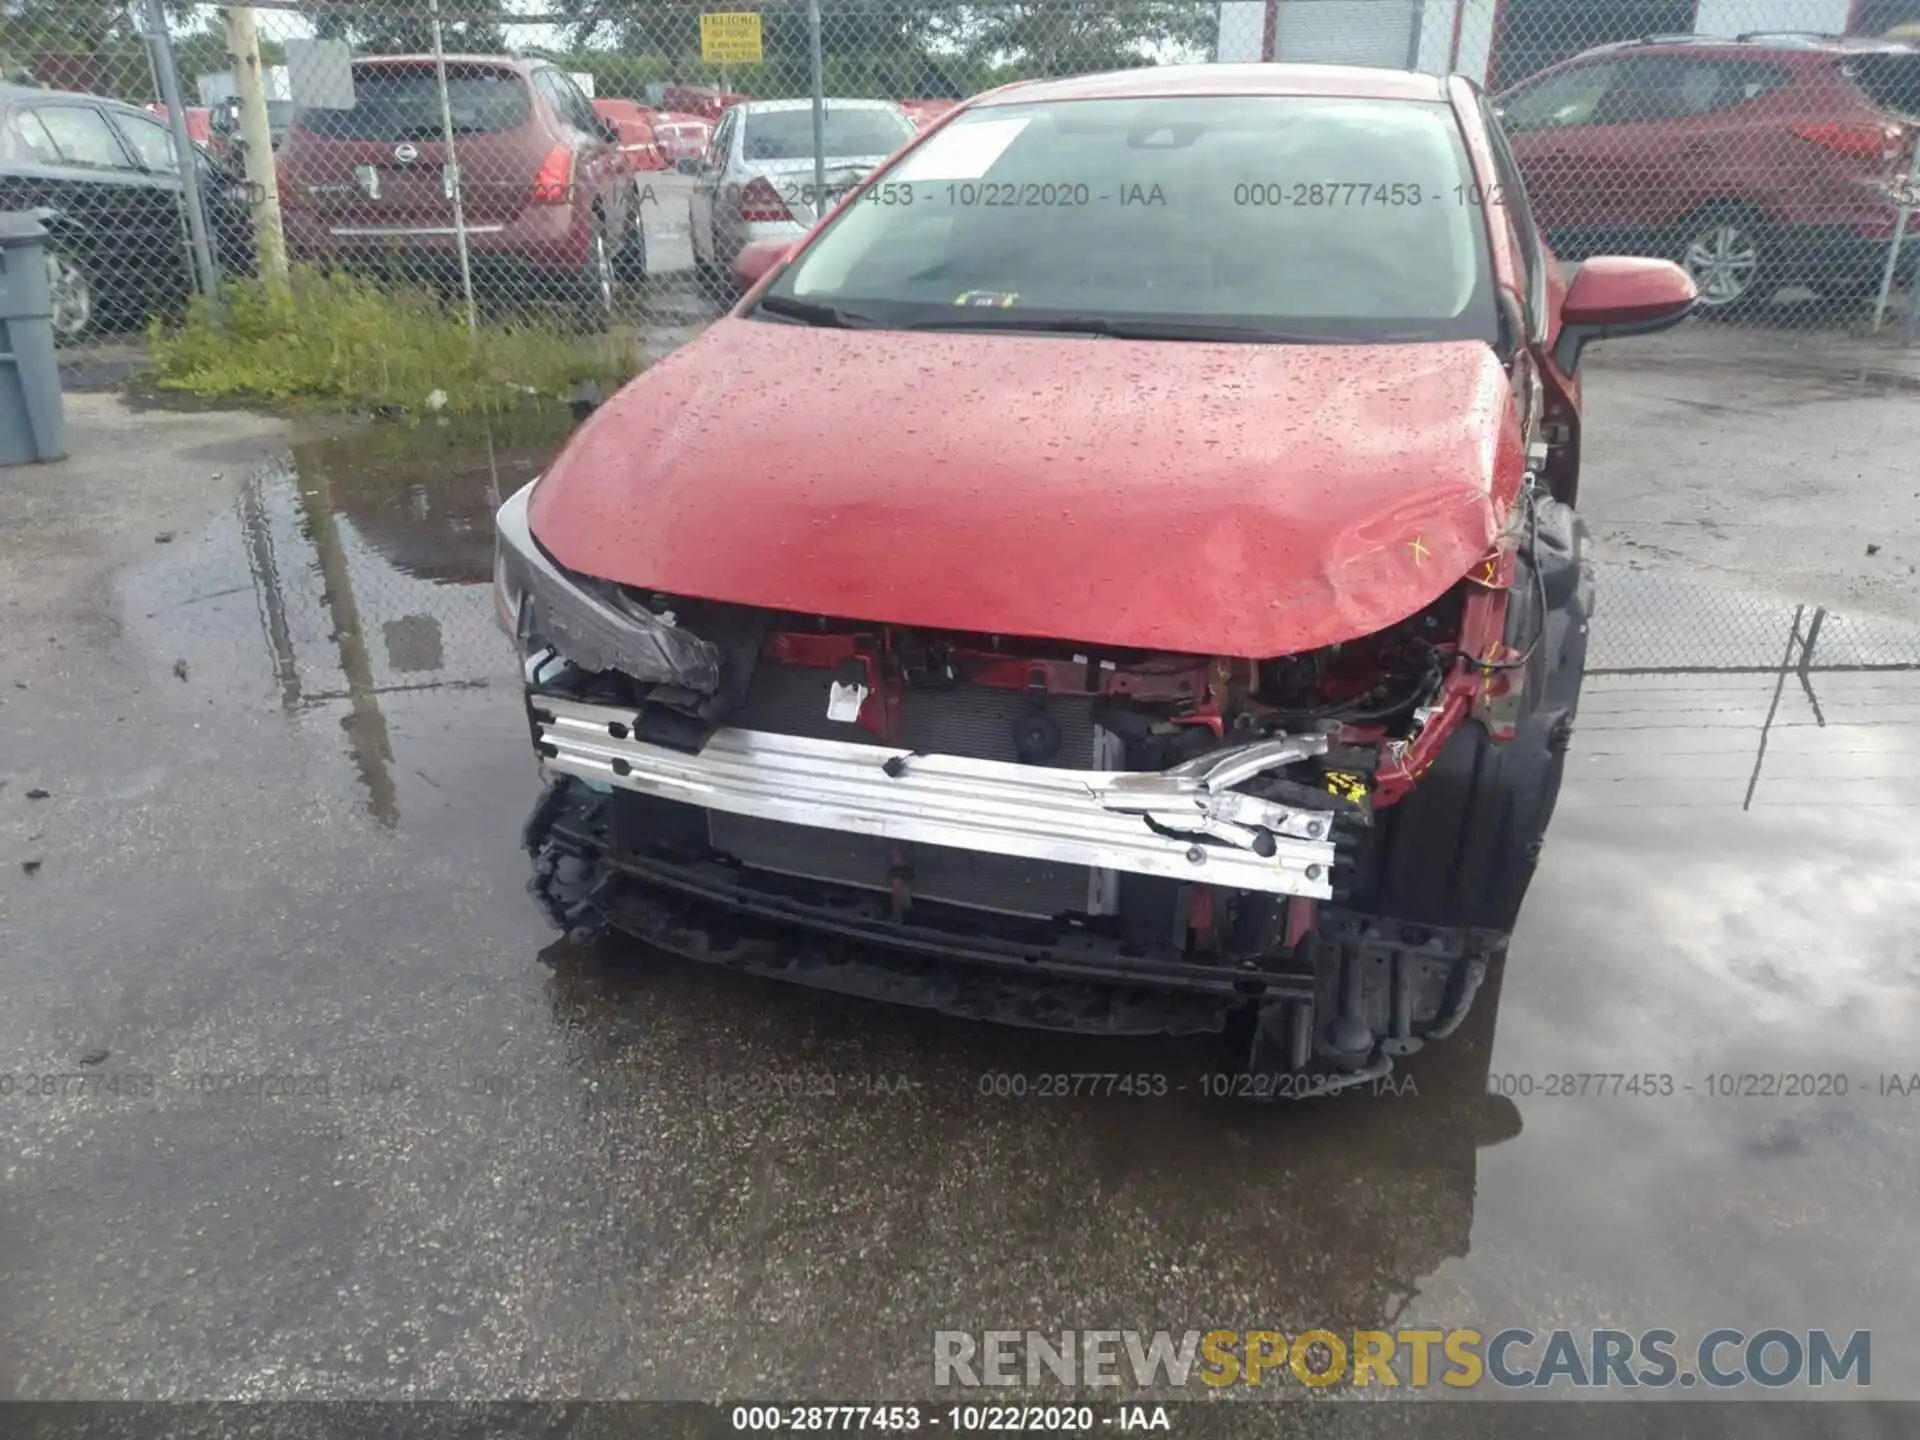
[1323, 770, 1368, 803]
[700, 11, 763, 63]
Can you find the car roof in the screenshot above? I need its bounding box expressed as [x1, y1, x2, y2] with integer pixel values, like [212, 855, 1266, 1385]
[349, 54, 534, 70]
[1573, 32, 1916, 60]
[974, 63, 1449, 107]
[0, 81, 157, 115]
[737, 97, 907, 113]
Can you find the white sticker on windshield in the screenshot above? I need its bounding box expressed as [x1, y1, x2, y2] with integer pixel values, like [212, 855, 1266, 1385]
[889, 116, 1031, 182]
[826, 681, 868, 723]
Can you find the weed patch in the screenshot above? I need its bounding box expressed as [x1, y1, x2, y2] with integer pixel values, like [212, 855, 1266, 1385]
[147, 269, 636, 416]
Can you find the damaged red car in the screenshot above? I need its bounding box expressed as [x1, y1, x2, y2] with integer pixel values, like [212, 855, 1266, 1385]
[495, 64, 1696, 1087]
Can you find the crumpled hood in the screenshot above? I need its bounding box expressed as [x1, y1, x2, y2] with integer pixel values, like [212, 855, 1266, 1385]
[528, 319, 1525, 657]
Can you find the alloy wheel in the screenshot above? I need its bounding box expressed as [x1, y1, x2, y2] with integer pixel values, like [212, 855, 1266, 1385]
[1682, 222, 1761, 308]
[620, 203, 648, 282]
[592, 229, 615, 318]
[45, 251, 92, 342]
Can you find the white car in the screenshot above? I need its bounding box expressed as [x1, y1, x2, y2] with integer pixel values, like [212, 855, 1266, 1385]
[684, 97, 915, 289]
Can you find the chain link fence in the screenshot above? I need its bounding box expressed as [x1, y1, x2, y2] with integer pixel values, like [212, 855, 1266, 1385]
[3, 0, 1920, 377]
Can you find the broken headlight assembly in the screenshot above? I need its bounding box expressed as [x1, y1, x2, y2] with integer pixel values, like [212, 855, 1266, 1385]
[493, 479, 723, 693]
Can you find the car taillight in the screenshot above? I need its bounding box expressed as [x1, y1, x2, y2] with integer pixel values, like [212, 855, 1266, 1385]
[739, 176, 791, 223]
[1792, 120, 1903, 163]
[530, 145, 574, 204]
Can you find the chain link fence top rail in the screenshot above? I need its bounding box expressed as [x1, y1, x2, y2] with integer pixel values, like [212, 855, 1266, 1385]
[2, 0, 1919, 374]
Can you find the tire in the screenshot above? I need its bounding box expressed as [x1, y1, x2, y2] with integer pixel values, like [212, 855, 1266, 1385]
[613, 190, 648, 285]
[1349, 503, 1592, 934]
[573, 211, 616, 332]
[44, 246, 95, 346]
[1674, 205, 1778, 320]
[691, 204, 735, 304]
[693, 247, 726, 299]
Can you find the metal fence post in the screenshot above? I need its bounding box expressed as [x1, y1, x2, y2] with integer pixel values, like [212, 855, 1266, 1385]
[1871, 130, 1920, 333]
[1905, 238, 1920, 348]
[429, 0, 479, 331]
[143, 0, 221, 307]
[807, 0, 827, 219]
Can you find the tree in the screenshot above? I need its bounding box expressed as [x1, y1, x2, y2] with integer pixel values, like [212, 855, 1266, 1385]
[170, 23, 285, 94]
[311, 0, 508, 56]
[954, 1, 1217, 78]
[540, 0, 1214, 106]
[0, 0, 136, 54]
[0, 3, 285, 101]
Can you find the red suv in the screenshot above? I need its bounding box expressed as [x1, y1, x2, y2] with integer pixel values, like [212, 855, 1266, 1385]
[1497, 35, 1920, 313]
[277, 56, 638, 325]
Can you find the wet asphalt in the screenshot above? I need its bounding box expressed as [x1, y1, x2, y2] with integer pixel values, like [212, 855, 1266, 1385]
[4, 326, 1920, 1420]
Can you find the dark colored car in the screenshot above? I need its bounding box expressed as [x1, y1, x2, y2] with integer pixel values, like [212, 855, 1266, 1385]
[494, 65, 1698, 1087]
[209, 95, 292, 147]
[1496, 35, 1920, 312]
[204, 95, 293, 177]
[276, 56, 638, 324]
[0, 82, 251, 342]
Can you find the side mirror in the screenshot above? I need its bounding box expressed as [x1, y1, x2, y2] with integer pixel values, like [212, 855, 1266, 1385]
[733, 238, 798, 290]
[1551, 256, 1696, 373]
[675, 156, 702, 176]
[599, 117, 621, 145]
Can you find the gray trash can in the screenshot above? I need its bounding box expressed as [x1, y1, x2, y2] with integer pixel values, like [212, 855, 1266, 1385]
[0, 211, 68, 464]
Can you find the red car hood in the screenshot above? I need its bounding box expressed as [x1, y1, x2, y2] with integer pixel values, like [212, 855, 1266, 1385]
[528, 320, 1525, 657]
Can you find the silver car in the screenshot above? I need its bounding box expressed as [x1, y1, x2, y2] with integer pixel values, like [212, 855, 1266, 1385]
[685, 98, 915, 286]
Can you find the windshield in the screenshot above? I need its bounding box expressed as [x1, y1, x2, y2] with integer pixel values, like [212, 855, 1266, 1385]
[1845, 53, 1920, 117]
[293, 66, 531, 140]
[765, 95, 1496, 343]
[741, 106, 913, 161]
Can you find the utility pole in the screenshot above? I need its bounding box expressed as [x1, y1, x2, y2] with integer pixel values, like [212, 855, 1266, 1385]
[223, 6, 288, 289]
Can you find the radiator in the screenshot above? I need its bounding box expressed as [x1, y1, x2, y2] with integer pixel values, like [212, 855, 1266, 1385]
[709, 663, 1112, 918]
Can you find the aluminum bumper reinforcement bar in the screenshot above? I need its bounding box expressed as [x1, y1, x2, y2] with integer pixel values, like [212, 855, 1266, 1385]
[533, 694, 1338, 899]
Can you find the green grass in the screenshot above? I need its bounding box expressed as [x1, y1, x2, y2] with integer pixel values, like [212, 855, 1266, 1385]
[146, 268, 637, 418]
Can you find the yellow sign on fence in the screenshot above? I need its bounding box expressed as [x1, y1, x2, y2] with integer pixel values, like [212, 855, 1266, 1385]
[700, 11, 763, 64]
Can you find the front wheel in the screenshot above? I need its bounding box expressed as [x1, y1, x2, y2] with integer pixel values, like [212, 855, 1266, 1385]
[1676, 207, 1777, 319]
[614, 191, 648, 284]
[1349, 504, 1592, 933]
[45, 247, 94, 345]
[572, 212, 616, 332]
[690, 203, 734, 302]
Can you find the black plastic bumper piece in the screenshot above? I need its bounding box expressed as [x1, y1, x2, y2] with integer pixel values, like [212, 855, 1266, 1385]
[523, 776, 1504, 1067]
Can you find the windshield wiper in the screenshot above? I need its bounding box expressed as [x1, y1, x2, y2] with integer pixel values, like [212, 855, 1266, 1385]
[905, 313, 1338, 343]
[754, 295, 886, 329]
